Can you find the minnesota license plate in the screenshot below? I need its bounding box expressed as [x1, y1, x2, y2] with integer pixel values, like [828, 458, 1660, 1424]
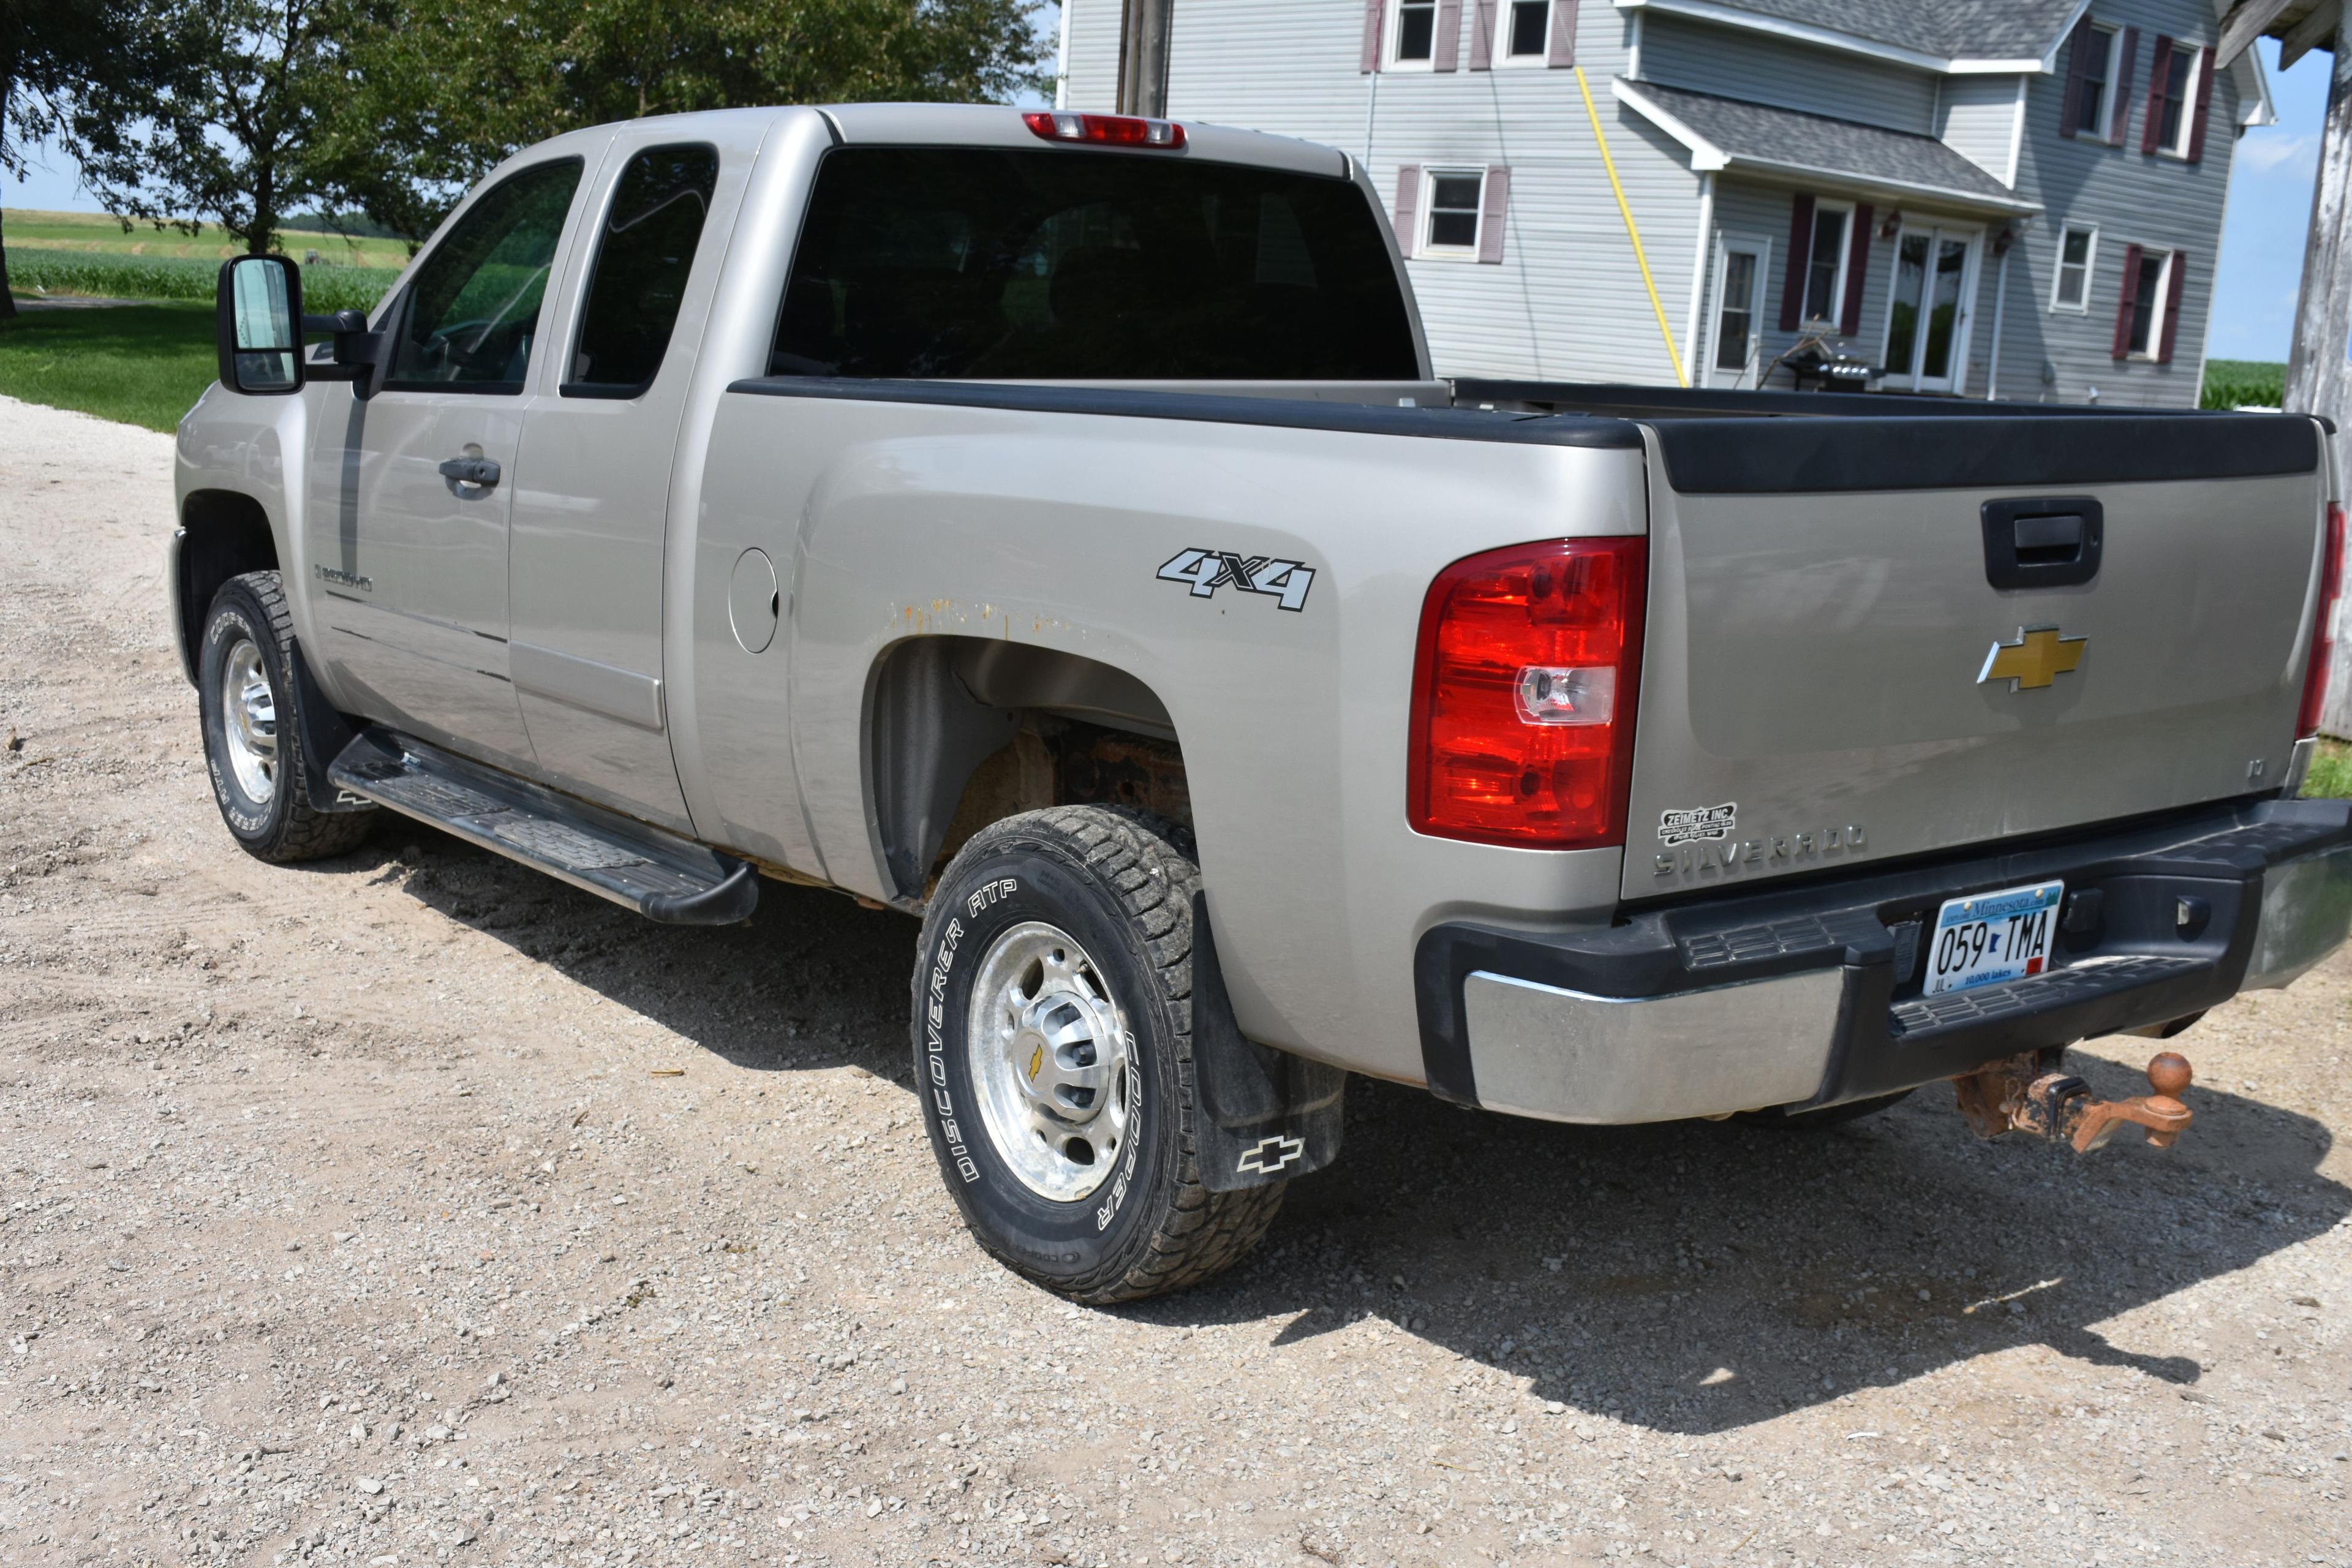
[1923, 880, 2064, 997]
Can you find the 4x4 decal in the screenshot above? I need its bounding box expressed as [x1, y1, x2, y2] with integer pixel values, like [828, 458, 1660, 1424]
[1156, 548, 1315, 612]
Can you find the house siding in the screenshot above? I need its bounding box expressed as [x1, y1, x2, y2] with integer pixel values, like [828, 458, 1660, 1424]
[1061, 0, 1123, 110]
[1936, 74, 2024, 185]
[1638, 13, 1939, 135]
[1053, 0, 2243, 403]
[1980, 0, 2235, 406]
[1115, 0, 1708, 380]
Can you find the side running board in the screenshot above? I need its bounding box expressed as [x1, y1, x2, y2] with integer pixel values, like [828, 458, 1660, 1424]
[328, 728, 759, 926]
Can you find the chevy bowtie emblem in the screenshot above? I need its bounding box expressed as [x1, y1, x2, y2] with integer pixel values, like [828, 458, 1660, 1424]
[1978, 626, 2087, 691]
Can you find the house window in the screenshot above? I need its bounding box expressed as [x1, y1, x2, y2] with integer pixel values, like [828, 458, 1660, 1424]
[2074, 25, 2120, 137]
[1800, 203, 1850, 325]
[1504, 0, 1548, 59]
[2125, 247, 2170, 356]
[1423, 170, 1485, 254]
[1392, 0, 1438, 65]
[2154, 43, 2198, 155]
[2051, 224, 2097, 312]
[1714, 249, 1759, 372]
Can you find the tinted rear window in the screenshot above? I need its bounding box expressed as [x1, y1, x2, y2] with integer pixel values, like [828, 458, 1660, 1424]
[771, 147, 1419, 380]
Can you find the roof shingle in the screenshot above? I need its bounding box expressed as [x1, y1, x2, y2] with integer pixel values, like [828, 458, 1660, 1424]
[1615, 80, 2042, 211]
[1691, 0, 2086, 62]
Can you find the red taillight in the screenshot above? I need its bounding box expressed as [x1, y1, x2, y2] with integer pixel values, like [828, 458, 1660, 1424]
[1020, 110, 1186, 149]
[2299, 502, 2345, 740]
[1408, 538, 1648, 850]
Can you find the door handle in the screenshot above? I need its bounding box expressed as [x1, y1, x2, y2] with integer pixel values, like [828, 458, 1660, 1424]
[438, 456, 502, 488]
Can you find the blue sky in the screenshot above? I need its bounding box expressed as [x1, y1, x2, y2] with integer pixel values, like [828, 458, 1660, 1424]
[2209, 37, 2327, 361]
[4, 32, 2328, 364]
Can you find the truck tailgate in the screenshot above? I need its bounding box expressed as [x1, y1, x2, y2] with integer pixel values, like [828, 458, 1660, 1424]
[1627, 412, 2329, 901]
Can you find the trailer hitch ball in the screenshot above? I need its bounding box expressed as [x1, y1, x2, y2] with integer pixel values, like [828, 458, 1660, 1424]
[1952, 1051, 2194, 1153]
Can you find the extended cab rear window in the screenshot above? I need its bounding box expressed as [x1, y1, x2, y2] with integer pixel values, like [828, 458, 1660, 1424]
[771, 147, 1419, 380]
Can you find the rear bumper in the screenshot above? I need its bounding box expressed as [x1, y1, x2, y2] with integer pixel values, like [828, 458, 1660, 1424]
[1414, 798, 2352, 1124]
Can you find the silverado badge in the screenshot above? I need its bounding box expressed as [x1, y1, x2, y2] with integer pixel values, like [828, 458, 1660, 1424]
[1978, 626, 2087, 692]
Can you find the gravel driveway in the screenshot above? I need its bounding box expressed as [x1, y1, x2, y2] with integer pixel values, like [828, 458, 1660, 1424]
[1, 392, 2346, 1568]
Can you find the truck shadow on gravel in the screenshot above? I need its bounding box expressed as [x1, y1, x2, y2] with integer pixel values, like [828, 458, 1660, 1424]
[381, 831, 2348, 1437]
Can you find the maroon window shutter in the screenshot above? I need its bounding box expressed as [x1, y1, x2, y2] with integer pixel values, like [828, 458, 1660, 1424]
[2141, 36, 2172, 153]
[1548, 0, 1577, 66]
[1469, 0, 1497, 69]
[1479, 167, 1510, 263]
[1839, 204, 1872, 337]
[2109, 28, 2139, 142]
[2158, 250, 2187, 362]
[1362, 0, 1387, 72]
[2113, 243, 2143, 358]
[1779, 193, 1814, 331]
[2059, 20, 2093, 138]
[1434, 0, 1463, 69]
[2187, 47, 2215, 160]
[1393, 165, 1421, 257]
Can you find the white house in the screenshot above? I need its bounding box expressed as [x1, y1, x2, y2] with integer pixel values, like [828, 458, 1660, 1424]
[1057, 0, 2274, 404]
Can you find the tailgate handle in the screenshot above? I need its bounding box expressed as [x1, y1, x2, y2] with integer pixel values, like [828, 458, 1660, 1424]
[1983, 496, 2102, 590]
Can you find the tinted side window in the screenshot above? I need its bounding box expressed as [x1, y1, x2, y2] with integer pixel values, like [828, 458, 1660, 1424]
[566, 145, 720, 397]
[772, 148, 1419, 381]
[386, 159, 584, 392]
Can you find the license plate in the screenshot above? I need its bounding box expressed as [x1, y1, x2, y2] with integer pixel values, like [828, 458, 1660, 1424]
[1923, 880, 2064, 996]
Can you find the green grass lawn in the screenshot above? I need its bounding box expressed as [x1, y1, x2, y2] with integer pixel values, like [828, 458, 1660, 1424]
[2201, 358, 2286, 410]
[2302, 737, 2352, 799]
[5, 206, 410, 268]
[0, 300, 217, 432]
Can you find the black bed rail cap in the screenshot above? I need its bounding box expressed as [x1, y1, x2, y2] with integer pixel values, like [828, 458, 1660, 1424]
[728, 374, 1646, 449]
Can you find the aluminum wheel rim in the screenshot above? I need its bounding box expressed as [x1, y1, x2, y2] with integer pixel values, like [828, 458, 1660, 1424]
[966, 920, 1134, 1203]
[219, 637, 279, 805]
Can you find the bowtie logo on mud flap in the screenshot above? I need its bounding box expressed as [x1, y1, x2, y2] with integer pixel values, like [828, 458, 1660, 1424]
[1156, 549, 1316, 611]
[1236, 1134, 1306, 1175]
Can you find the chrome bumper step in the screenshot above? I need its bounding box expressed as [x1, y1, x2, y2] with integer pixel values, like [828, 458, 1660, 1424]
[328, 728, 758, 925]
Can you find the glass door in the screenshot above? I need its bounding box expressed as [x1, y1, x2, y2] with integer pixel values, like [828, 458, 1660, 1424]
[1705, 236, 1770, 388]
[1882, 225, 1979, 393]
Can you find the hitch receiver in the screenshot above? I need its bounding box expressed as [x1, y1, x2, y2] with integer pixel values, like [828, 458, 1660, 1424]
[1953, 1050, 2193, 1153]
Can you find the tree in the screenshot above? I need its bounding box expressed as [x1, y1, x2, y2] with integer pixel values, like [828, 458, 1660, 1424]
[71, 0, 360, 258]
[328, 0, 1053, 242]
[1, 0, 138, 320]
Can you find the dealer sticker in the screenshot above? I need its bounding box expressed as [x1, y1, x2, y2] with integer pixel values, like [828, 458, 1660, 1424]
[1659, 803, 1737, 845]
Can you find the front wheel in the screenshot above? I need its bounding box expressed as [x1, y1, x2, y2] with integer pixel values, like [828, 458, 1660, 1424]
[197, 571, 374, 863]
[912, 807, 1283, 1303]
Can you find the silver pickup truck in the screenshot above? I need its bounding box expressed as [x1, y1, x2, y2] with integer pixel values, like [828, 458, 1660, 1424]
[175, 102, 2352, 1303]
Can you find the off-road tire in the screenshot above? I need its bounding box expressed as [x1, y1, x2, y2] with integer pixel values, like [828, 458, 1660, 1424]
[913, 806, 1283, 1303]
[197, 571, 375, 864]
[1735, 1088, 1913, 1129]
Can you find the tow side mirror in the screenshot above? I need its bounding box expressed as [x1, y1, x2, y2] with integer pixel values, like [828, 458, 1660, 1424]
[214, 254, 389, 399]
[217, 255, 304, 395]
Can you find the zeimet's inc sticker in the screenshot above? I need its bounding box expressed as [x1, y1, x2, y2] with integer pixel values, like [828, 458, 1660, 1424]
[1659, 803, 1737, 845]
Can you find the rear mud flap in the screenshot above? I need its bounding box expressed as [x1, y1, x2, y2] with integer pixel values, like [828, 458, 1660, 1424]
[1190, 895, 1345, 1191]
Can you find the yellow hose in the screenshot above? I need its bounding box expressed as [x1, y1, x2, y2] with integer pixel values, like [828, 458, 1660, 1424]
[1575, 65, 1688, 388]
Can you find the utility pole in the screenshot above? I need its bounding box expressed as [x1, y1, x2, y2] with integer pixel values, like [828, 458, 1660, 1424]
[1116, 0, 1175, 117]
[2223, 0, 2352, 731]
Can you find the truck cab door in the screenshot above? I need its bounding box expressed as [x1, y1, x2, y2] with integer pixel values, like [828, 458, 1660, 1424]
[505, 141, 733, 832]
[303, 156, 589, 774]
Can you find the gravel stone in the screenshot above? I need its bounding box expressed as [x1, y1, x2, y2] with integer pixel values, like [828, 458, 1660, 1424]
[2, 393, 2349, 1566]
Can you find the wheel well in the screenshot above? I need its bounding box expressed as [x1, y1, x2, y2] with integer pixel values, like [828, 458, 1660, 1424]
[869, 637, 1191, 904]
[177, 490, 279, 682]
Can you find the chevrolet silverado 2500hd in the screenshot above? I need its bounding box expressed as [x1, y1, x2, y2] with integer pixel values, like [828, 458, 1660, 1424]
[174, 103, 2352, 1303]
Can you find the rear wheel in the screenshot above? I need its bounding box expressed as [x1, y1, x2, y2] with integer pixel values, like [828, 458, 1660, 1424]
[197, 571, 375, 863]
[913, 806, 1283, 1303]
